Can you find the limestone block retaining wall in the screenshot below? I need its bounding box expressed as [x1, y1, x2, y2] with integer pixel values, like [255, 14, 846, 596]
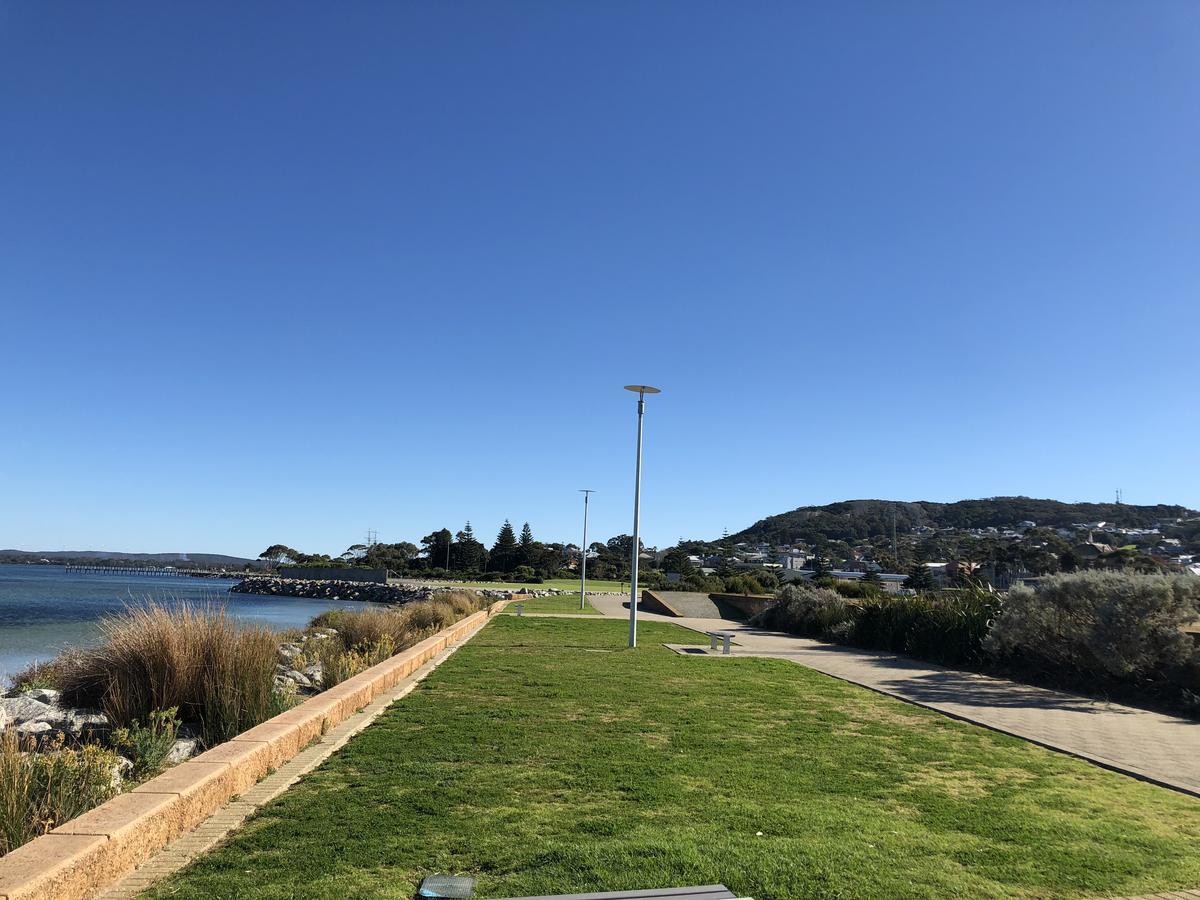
[0, 602, 505, 900]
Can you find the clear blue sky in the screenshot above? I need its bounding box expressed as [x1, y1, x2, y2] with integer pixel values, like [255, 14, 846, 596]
[2, 2, 1197, 558]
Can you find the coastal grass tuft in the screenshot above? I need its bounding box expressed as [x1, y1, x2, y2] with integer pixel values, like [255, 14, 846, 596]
[0, 730, 120, 857]
[305, 591, 488, 688]
[149, 616, 1200, 899]
[56, 602, 278, 747]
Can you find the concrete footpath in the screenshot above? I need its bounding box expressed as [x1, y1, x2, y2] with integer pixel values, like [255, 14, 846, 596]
[586, 592, 1200, 798]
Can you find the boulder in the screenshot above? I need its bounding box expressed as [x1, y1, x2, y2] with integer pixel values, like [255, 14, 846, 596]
[0, 696, 71, 731]
[20, 687, 61, 705]
[167, 737, 200, 764]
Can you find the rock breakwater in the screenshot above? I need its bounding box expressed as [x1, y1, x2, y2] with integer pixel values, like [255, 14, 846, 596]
[232, 576, 432, 604]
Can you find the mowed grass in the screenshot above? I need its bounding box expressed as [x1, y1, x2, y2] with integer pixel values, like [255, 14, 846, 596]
[148, 617, 1200, 899]
[504, 592, 601, 614]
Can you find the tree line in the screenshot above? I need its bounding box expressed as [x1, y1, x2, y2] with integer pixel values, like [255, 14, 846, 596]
[258, 523, 646, 583]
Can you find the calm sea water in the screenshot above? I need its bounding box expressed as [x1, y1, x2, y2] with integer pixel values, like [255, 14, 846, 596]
[0, 563, 368, 683]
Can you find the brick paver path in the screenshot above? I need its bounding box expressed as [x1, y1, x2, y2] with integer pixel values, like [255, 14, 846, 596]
[587, 593, 1200, 797]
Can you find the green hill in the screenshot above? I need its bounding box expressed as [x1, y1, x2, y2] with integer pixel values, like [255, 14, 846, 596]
[726, 497, 1195, 546]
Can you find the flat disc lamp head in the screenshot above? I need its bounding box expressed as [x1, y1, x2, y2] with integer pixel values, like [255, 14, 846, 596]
[624, 385, 662, 395]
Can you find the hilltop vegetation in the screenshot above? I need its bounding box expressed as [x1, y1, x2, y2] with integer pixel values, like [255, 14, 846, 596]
[727, 497, 1195, 546]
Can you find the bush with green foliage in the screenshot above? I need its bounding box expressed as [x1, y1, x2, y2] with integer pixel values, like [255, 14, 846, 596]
[756, 582, 999, 667]
[751, 583, 854, 637]
[110, 707, 181, 779]
[987, 571, 1200, 700]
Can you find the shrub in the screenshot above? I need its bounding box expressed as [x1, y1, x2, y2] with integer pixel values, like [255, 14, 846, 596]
[853, 590, 999, 666]
[755, 584, 999, 667]
[831, 580, 882, 600]
[57, 603, 278, 747]
[986, 571, 1200, 694]
[751, 584, 854, 637]
[0, 730, 120, 856]
[110, 707, 181, 780]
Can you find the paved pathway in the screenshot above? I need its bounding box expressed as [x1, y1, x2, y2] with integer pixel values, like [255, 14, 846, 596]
[586, 593, 1200, 797]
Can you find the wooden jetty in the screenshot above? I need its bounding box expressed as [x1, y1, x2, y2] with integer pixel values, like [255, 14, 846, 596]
[63, 565, 240, 579]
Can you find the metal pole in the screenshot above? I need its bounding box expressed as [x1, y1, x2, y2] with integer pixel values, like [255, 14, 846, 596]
[579, 490, 593, 610]
[629, 391, 645, 648]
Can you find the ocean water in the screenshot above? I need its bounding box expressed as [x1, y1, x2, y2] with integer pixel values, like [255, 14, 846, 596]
[0, 563, 368, 684]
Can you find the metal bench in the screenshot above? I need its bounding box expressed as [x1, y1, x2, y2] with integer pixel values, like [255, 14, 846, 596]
[707, 631, 735, 655]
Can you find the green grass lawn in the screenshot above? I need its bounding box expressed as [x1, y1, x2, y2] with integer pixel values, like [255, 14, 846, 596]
[504, 592, 601, 615]
[148, 617, 1200, 899]
[442, 578, 629, 592]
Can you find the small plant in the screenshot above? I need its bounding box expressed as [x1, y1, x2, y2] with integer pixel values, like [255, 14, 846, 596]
[110, 707, 181, 780]
[0, 730, 120, 857]
[6, 658, 69, 694]
[267, 682, 299, 718]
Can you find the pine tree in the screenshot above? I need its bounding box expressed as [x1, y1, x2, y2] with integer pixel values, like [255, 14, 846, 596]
[491, 520, 519, 573]
[904, 562, 937, 593]
[452, 521, 485, 572]
[518, 522, 535, 567]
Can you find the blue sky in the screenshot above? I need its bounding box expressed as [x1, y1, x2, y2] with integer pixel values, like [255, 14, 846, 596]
[1, 2, 1197, 558]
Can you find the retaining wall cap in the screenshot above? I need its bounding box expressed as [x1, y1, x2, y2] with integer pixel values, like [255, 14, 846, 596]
[0, 832, 108, 900]
[51, 791, 176, 839]
[132, 760, 232, 796]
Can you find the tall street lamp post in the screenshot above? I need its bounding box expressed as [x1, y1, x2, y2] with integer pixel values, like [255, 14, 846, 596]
[623, 384, 661, 648]
[578, 489, 594, 611]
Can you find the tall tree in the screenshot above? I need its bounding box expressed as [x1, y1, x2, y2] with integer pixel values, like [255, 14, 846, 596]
[258, 545, 300, 567]
[904, 562, 937, 592]
[420, 529, 453, 571]
[518, 522, 535, 567]
[491, 520, 519, 573]
[808, 554, 833, 578]
[452, 522, 487, 572]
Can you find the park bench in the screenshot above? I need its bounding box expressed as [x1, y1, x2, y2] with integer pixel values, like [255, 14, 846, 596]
[707, 630, 735, 655]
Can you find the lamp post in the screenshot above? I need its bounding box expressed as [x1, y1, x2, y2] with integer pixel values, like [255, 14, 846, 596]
[578, 490, 594, 611]
[623, 384, 661, 648]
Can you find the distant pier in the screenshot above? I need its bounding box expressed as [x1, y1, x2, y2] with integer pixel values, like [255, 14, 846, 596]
[64, 565, 239, 579]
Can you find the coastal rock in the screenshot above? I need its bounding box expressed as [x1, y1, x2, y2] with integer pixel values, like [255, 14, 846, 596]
[67, 710, 109, 733]
[278, 643, 304, 661]
[281, 668, 311, 688]
[0, 697, 71, 731]
[21, 688, 61, 705]
[167, 737, 200, 764]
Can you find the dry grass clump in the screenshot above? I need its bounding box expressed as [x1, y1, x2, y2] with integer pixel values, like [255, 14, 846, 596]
[0, 729, 119, 857]
[305, 591, 488, 688]
[57, 603, 278, 747]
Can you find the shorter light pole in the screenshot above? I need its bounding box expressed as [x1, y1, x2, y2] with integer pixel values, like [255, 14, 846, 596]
[578, 490, 594, 610]
[624, 384, 661, 648]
